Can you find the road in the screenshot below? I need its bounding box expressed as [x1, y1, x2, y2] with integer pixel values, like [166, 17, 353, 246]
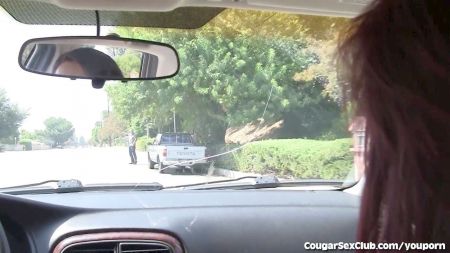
[0, 147, 226, 188]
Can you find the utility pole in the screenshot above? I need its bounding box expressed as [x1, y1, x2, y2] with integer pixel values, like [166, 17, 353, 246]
[173, 110, 177, 133]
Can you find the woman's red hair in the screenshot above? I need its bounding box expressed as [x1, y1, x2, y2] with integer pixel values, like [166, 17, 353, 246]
[339, 0, 450, 248]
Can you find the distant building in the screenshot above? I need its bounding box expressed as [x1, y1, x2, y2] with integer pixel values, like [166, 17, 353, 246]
[349, 117, 366, 180]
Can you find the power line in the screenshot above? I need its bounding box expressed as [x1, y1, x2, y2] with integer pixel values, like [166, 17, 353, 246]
[261, 85, 274, 121]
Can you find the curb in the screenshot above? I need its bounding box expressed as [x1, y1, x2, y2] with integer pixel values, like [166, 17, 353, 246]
[209, 167, 260, 178]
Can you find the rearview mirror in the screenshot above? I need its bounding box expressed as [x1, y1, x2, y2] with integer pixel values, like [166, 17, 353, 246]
[19, 36, 180, 82]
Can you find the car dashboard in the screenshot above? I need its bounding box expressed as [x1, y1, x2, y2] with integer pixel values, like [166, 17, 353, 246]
[0, 189, 359, 253]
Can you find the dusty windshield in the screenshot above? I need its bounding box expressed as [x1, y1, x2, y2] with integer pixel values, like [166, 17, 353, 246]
[0, 8, 361, 189]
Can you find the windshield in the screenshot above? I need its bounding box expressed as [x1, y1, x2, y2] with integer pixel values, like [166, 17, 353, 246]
[0, 8, 361, 190]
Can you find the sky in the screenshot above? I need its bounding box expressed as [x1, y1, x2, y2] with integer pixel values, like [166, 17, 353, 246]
[0, 8, 114, 140]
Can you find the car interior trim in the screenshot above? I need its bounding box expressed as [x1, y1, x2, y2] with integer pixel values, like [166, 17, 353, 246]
[52, 231, 184, 253]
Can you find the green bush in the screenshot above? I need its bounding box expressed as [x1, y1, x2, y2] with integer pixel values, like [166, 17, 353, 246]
[136, 136, 155, 151]
[19, 139, 32, 151]
[234, 138, 353, 180]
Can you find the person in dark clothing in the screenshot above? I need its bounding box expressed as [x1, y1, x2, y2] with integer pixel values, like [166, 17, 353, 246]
[53, 47, 124, 79]
[128, 131, 137, 165]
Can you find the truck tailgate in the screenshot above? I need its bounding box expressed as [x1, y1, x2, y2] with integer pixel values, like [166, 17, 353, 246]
[166, 146, 206, 161]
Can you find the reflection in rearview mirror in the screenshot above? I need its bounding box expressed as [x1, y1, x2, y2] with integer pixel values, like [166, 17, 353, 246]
[19, 36, 180, 82]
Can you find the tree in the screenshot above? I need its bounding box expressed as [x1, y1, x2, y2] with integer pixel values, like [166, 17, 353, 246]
[19, 129, 47, 144]
[0, 89, 27, 143]
[106, 10, 348, 144]
[90, 112, 126, 146]
[98, 113, 126, 146]
[20, 129, 38, 140]
[43, 117, 74, 147]
[91, 123, 102, 146]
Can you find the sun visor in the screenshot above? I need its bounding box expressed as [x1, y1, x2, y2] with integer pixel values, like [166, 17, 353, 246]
[0, 0, 223, 28]
[49, 0, 181, 12]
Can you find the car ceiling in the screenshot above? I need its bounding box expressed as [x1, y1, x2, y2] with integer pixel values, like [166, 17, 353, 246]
[0, 0, 369, 29]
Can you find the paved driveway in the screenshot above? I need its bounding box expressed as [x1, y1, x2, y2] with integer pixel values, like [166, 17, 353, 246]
[0, 147, 225, 188]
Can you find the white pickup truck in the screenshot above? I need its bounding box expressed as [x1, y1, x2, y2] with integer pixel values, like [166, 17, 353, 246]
[147, 133, 208, 172]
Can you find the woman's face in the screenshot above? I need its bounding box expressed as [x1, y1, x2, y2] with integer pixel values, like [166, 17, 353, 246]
[54, 60, 87, 77]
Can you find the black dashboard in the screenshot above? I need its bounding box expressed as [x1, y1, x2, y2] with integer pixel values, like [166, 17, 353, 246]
[0, 190, 360, 253]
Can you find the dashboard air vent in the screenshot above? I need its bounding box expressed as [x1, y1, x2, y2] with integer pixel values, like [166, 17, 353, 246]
[63, 241, 172, 253]
[120, 242, 172, 253]
[63, 241, 117, 253]
[54, 232, 182, 253]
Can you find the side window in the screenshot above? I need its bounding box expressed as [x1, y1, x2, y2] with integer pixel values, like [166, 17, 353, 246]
[177, 134, 192, 144]
[186, 135, 194, 144]
[160, 135, 169, 144]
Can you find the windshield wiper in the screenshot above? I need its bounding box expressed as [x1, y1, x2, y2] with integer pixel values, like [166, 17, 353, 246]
[164, 176, 344, 190]
[0, 179, 163, 195]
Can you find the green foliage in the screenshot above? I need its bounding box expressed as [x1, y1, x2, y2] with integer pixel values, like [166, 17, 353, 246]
[136, 136, 155, 151]
[318, 112, 351, 140]
[0, 89, 27, 143]
[20, 129, 46, 142]
[99, 113, 126, 146]
[115, 51, 141, 77]
[91, 124, 101, 146]
[91, 113, 126, 146]
[18, 139, 32, 151]
[43, 117, 74, 147]
[106, 10, 346, 144]
[234, 138, 353, 179]
[20, 130, 37, 140]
